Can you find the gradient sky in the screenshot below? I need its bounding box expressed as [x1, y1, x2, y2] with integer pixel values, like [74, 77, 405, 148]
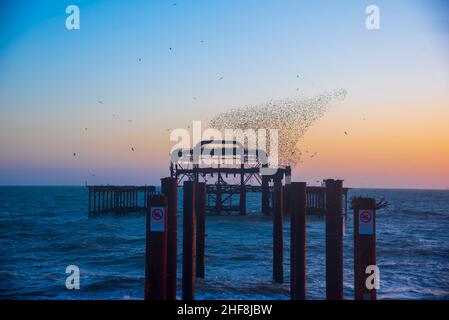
[0, 0, 448, 188]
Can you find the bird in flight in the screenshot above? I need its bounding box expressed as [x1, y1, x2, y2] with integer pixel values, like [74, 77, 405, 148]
[218, 76, 223, 80]
[98, 101, 103, 104]
[131, 147, 135, 152]
[344, 131, 348, 135]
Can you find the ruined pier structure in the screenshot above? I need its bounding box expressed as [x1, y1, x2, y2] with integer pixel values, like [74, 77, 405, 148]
[171, 140, 349, 216]
[87, 185, 156, 217]
[87, 140, 348, 217]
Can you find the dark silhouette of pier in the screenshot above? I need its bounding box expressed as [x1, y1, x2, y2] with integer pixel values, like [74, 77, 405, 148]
[87, 185, 156, 217]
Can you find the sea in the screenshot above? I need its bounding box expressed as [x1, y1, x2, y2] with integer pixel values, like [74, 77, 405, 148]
[0, 186, 448, 300]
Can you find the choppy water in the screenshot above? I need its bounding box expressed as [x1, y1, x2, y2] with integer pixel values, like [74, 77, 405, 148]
[0, 186, 448, 300]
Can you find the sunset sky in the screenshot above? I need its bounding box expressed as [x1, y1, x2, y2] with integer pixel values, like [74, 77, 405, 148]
[1, 0, 448, 188]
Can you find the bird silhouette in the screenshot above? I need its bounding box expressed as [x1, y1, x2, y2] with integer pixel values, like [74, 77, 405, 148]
[344, 131, 348, 135]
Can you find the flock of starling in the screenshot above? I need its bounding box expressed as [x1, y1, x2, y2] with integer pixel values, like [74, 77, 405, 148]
[209, 89, 347, 166]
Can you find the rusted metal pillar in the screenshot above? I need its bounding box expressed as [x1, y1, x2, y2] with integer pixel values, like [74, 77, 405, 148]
[284, 167, 292, 214]
[239, 164, 246, 216]
[161, 177, 178, 300]
[145, 194, 168, 300]
[290, 182, 307, 300]
[96, 191, 99, 213]
[353, 198, 377, 300]
[273, 174, 284, 283]
[262, 175, 270, 215]
[196, 182, 206, 278]
[182, 181, 196, 300]
[325, 179, 344, 300]
[92, 191, 96, 213]
[284, 184, 290, 214]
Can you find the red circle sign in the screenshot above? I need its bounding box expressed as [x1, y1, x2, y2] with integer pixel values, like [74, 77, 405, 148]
[360, 210, 372, 223]
[152, 208, 163, 220]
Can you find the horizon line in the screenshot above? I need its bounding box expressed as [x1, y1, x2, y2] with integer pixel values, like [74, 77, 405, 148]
[0, 184, 448, 191]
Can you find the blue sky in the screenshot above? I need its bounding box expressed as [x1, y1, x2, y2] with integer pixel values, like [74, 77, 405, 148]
[1, 0, 448, 187]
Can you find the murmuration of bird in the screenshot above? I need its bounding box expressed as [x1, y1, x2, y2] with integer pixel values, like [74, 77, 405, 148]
[208, 89, 347, 167]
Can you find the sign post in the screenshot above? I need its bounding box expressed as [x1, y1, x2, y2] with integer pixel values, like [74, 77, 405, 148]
[145, 194, 168, 300]
[353, 197, 377, 300]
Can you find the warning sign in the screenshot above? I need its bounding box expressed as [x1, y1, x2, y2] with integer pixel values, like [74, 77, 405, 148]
[150, 207, 165, 232]
[359, 209, 374, 235]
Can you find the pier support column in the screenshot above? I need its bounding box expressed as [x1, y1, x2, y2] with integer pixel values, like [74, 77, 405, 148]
[145, 194, 168, 300]
[161, 177, 178, 300]
[353, 198, 377, 300]
[290, 182, 307, 300]
[239, 164, 246, 216]
[325, 179, 344, 300]
[262, 175, 270, 215]
[273, 175, 284, 283]
[196, 182, 206, 278]
[182, 181, 196, 300]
